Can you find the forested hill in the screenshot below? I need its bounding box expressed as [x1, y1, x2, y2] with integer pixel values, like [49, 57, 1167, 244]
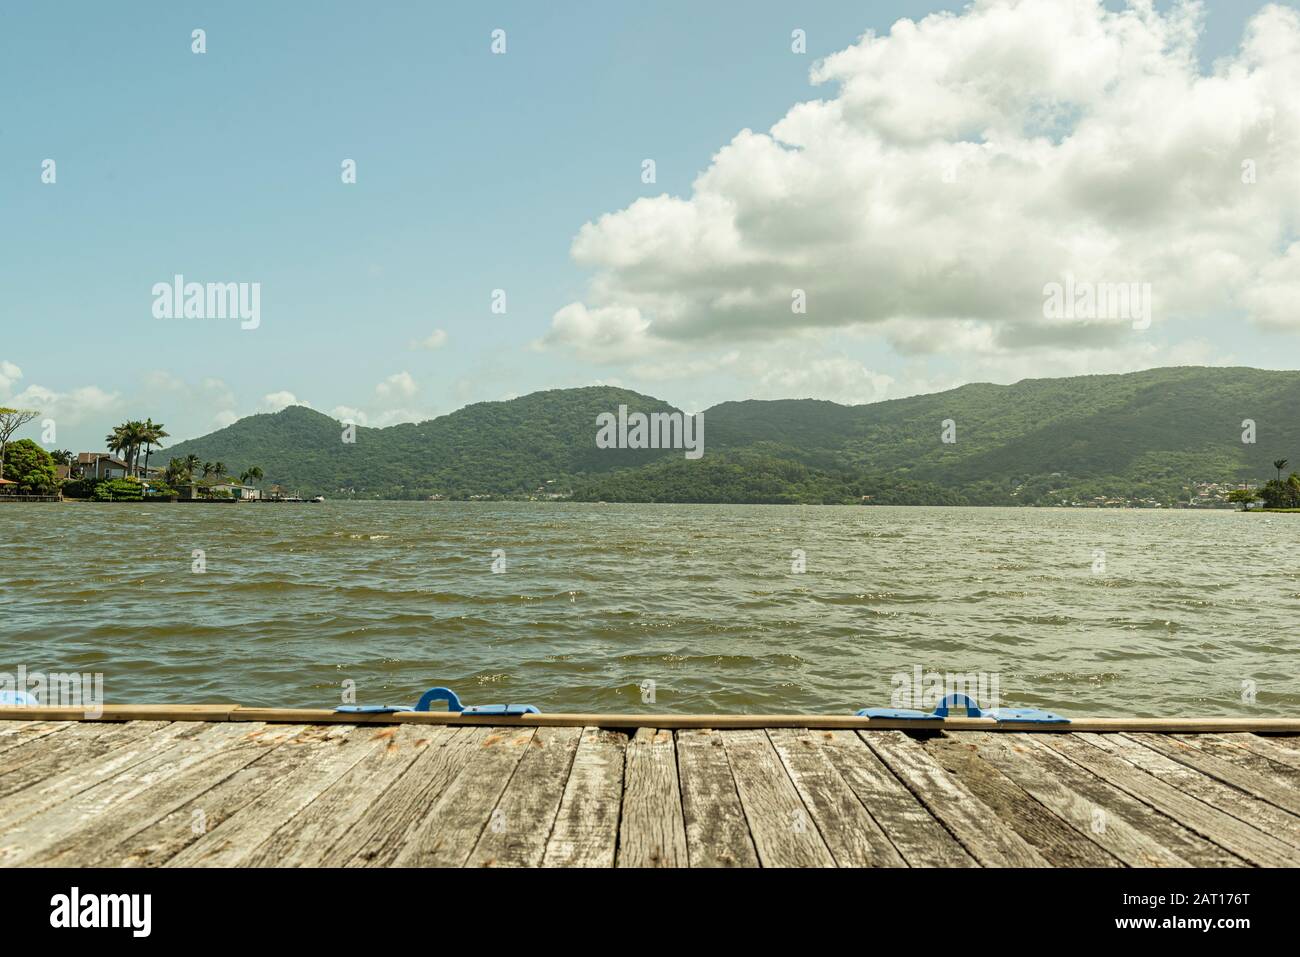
[163, 367, 1300, 504]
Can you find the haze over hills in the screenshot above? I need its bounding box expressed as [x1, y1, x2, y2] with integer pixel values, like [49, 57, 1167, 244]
[163, 367, 1300, 505]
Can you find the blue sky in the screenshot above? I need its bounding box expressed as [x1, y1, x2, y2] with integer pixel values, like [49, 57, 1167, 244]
[3, 0, 1299, 452]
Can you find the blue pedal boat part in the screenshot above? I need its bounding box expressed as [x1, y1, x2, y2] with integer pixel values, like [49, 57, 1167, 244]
[335, 685, 539, 717]
[857, 693, 1068, 725]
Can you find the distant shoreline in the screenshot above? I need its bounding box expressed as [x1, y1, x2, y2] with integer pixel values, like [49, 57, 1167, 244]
[18, 498, 1254, 510]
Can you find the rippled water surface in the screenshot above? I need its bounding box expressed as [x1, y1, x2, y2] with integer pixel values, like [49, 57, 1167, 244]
[3, 502, 1296, 716]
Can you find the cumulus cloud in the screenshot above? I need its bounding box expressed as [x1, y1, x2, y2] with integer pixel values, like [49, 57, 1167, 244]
[0, 360, 24, 394]
[368, 407, 429, 427]
[375, 371, 418, 401]
[544, 0, 1300, 365]
[753, 357, 895, 406]
[410, 329, 448, 350]
[262, 391, 311, 413]
[538, 303, 662, 362]
[330, 405, 369, 426]
[7, 383, 120, 427]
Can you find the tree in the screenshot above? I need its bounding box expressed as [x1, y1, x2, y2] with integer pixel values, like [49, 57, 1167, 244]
[106, 420, 151, 476]
[183, 454, 202, 477]
[164, 457, 190, 485]
[212, 462, 227, 481]
[0, 408, 39, 476]
[105, 426, 129, 467]
[140, 419, 169, 477]
[1226, 488, 1258, 511]
[1256, 478, 1299, 509]
[1276, 459, 1290, 482]
[48, 449, 74, 467]
[2, 439, 58, 494]
[240, 465, 264, 488]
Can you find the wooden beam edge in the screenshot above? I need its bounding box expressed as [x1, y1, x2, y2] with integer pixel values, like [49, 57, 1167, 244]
[0, 706, 1297, 733]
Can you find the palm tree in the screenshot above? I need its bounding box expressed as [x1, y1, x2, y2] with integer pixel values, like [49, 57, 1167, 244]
[1275, 459, 1289, 482]
[106, 420, 151, 476]
[212, 462, 227, 481]
[183, 454, 202, 478]
[165, 457, 189, 485]
[245, 465, 263, 488]
[139, 419, 169, 478]
[105, 424, 132, 473]
[202, 461, 216, 479]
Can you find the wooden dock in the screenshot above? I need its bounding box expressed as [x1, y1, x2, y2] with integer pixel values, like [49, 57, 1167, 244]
[2, 713, 1299, 867]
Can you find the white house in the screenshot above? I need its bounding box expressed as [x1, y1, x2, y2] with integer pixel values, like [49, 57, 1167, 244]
[76, 453, 131, 480]
[212, 482, 261, 501]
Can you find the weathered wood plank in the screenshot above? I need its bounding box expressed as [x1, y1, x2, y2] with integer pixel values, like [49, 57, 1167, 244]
[924, 734, 1121, 867]
[617, 728, 688, 868]
[1153, 734, 1300, 807]
[166, 725, 386, 867]
[1103, 734, 1300, 848]
[1009, 734, 1246, 867]
[0, 720, 167, 801]
[542, 728, 627, 868]
[328, 726, 488, 867]
[26, 723, 290, 867]
[242, 725, 446, 867]
[823, 730, 975, 866]
[861, 731, 1048, 867]
[1201, 733, 1300, 773]
[0, 721, 199, 833]
[1238, 734, 1300, 770]
[952, 733, 1218, 866]
[722, 729, 836, 867]
[675, 728, 759, 868]
[93, 724, 329, 867]
[768, 728, 905, 867]
[206, 708, 1300, 733]
[466, 725, 583, 868]
[1039, 733, 1300, 867]
[0, 706, 234, 722]
[0, 722, 256, 865]
[6, 718, 1298, 870]
[393, 728, 536, 867]
[0, 721, 76, 758]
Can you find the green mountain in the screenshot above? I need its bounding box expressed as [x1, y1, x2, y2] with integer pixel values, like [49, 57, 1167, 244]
[163, 367, 1300, 504]
[165, 387, 681, 499]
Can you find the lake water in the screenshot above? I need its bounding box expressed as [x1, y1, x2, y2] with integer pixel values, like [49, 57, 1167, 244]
[2, 502, 1295, 716]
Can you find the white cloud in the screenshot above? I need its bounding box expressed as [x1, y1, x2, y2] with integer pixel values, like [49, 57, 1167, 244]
[539, 303, 661, 363]
[0, 360, 24, 394]
[752, 357, 894, 406]
[368, 407, 428, 427]
[375, 371, 418, 400]
[1239, 241, 1300, 329]
[142, 370, 185, 391]
[8, 383, 120, 428]
[213, 410, 239, 429]
[330, 405, 369, 426]
[410, 329, 448, 350]
[544, 0, 1300, 364]
[262, 391, 311, 413]
[631, 351, 741, 382]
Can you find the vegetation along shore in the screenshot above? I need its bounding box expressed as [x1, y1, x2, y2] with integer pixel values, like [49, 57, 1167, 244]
[3, 366, 1300, 507]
